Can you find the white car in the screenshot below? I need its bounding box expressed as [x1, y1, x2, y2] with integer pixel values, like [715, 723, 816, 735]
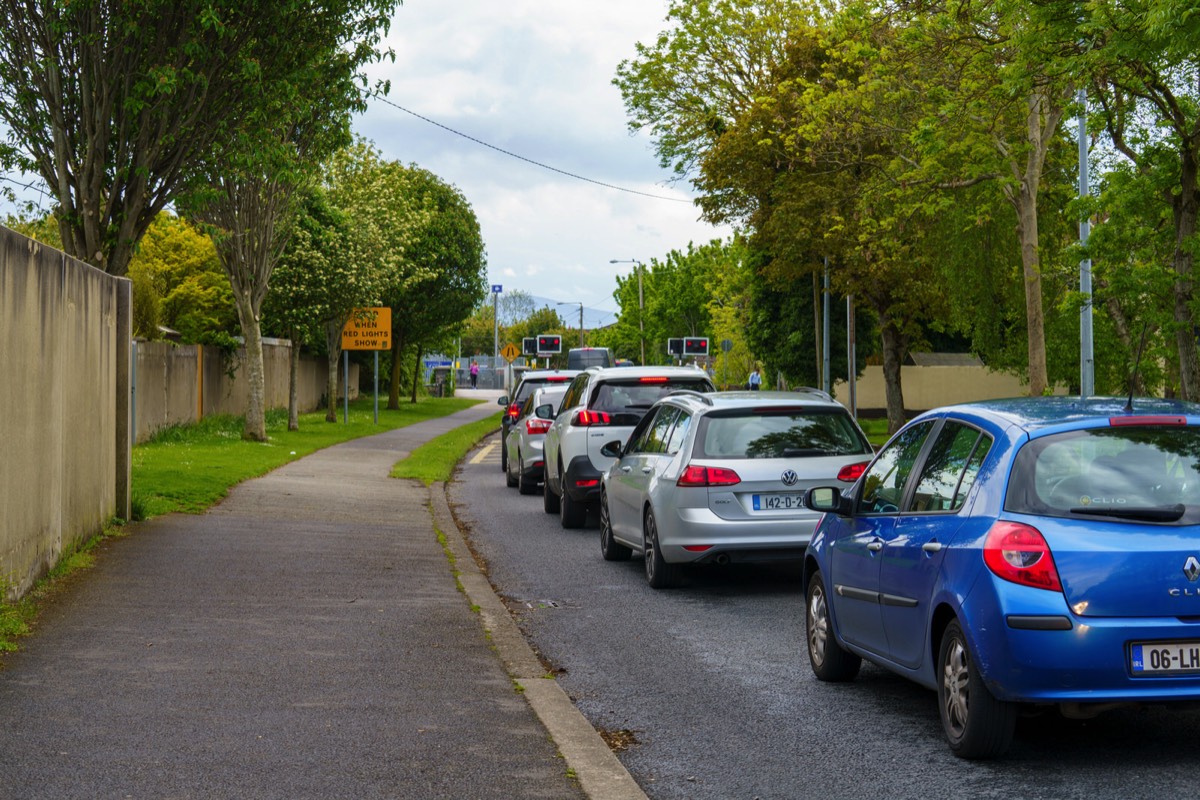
[505, 385, 568, 495]
[542, 366, 715, 528]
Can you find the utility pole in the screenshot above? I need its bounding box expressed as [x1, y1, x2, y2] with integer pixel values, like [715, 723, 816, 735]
[1078, 88, 1094, 398]
[610, 258, 645, 364]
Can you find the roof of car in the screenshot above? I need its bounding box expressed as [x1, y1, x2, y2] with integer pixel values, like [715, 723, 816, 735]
[583, 365, 714, 380]
[923, 395, 1200, 433]
[516, 369, 580, 382]
[661, 389, 845, 413]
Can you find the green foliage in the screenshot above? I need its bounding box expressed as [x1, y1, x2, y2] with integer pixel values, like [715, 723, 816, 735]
[128, 213, 236, 342]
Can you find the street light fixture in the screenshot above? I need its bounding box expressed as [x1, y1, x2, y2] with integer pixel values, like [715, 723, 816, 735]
[556, 301, 585, 347]
[609, 258, 645, 365]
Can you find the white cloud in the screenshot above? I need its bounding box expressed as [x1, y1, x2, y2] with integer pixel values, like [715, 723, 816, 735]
[358, 0, 731, 311]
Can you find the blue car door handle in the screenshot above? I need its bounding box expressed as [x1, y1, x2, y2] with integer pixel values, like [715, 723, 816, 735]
[866, 539, 883, 552]
[922, 541, 943, 553]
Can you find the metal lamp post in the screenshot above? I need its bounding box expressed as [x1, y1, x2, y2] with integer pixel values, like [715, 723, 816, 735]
[610, 258, 645, 365]
[556, 301, 585, 347]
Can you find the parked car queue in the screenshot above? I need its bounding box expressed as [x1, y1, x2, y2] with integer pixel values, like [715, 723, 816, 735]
[493, 374, 1200, 762]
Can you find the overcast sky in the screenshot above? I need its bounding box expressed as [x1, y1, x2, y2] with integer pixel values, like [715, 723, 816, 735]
[356, 0, 731, 328]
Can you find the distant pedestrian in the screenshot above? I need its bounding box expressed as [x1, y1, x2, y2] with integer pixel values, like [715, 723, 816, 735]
[470, 360, 479, 389]
[747, 367, 761, 391]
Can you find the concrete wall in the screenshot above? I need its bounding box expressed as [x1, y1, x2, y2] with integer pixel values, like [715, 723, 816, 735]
[1, 227, 131, 600]
[133, 341, 358, 442]
[841, 364, 1054, 414]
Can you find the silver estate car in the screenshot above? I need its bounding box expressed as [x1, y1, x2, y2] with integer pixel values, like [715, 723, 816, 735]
[598, 390, 874, 588]
[505, 385, 568, 495]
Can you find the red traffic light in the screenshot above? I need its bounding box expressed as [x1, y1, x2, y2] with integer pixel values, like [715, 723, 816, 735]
[683, 337, 709, 355]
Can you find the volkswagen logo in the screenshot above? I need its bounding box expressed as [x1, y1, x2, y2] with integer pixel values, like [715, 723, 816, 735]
[1184, 556, 1200, 583]
[781, 470, 798, 486]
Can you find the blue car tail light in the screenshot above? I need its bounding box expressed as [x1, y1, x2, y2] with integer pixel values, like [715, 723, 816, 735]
[983, 521, 1062, 592]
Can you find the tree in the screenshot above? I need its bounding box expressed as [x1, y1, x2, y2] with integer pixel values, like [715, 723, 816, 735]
[265, 187, 374, 427]
[1084, 0, 1200, 400]
[130, 213, 235, 343]
[0, 0, 398, 279]
[381, 166, 486, 406]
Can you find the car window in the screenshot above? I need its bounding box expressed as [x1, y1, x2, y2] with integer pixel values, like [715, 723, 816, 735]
[558, 374, 589, 417]
[909, 422, 993, 513]
[589, 379, 712, 426]
[1005, 424, 1200, 522]
[694, 408, 872, 459]
[643, 406, 681, 454]
[857, 421, 935, 515]
[533, 387, 567, 416]
[626, 408, 662, 453]
[665, 411, 693, 455]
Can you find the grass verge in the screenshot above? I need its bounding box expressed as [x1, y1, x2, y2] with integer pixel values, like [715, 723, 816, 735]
[391, 412, 504, 485]
[132, 396, 480, 518]
[858, 417, 890, 447]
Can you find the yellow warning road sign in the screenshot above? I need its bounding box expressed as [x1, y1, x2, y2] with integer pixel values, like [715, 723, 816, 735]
[341, 307, 392, 351]
[500, 342, 521, 363]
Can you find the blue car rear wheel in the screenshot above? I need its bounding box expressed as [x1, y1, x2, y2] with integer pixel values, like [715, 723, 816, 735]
[938, 620, 1016, 759]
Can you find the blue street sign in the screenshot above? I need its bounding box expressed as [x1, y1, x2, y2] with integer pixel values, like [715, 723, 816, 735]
[491, 284, 503, 293]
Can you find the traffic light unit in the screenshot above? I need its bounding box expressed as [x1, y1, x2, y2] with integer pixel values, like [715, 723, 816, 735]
[683, 337, 709, 356]
[537, 334, 562, 354]
[667, 338, 683, 356]
[522, 337, 538, 356]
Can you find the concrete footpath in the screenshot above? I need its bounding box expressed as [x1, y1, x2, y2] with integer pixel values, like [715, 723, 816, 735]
[0, 394, 646, 800]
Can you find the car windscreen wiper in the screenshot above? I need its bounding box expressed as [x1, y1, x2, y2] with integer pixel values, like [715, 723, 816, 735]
[1068, 504, 1186, 522]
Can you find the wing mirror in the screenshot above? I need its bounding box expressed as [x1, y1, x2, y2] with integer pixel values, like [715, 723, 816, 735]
[535, 403, 554, 420]
[497, 395, 509, 406]
[600, 441, 623, 458]
[803, 486, 852, 516]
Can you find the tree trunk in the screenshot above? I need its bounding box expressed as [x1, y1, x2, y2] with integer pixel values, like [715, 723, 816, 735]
[879, 314, 908, 435]
[236, 298, 267, 442]
[1002, 88, 1063, 398]
[325, 322, 341, 423]
[410, 345, 421, 404]
[1171, 150, 1200, 401]
[1015, 185, 1048, 397]
[288, 330, 300, 431]
[388, 334, 407, 410]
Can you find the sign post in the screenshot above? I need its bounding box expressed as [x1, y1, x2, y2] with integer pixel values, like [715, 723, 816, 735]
[341, 307, 393, 424]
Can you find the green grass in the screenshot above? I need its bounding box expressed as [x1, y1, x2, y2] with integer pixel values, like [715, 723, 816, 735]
[391, 412, 504, 485]
[858, 417, 890, 447]
[132, 396, 481, 518]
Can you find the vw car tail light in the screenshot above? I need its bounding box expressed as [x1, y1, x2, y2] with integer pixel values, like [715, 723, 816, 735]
[526, 417, 552, 435]
[677, 465, 741, 487]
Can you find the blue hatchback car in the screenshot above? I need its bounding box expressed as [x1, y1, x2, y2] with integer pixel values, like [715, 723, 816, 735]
[802, 397, 1200, 759]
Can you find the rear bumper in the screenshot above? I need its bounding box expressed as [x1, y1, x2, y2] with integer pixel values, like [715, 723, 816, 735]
[655, 506, 818, 564]
[963, 576, 1200, 703]
[563, 454, 603, 503]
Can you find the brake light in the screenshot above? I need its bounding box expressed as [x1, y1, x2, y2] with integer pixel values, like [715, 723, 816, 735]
[574, 410, 611, 426]
[506, 403, 521, 419]
[575, 478, 600, 489]
[677, 465, 741, 487]
[837, 461, 869, 482]
[525, 417, 552, 435]
[983, 522, 1062, 592]
[683, 545, 713, 552]
[1108, 415, 1186, 426]
[639, 376, 670, 383]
